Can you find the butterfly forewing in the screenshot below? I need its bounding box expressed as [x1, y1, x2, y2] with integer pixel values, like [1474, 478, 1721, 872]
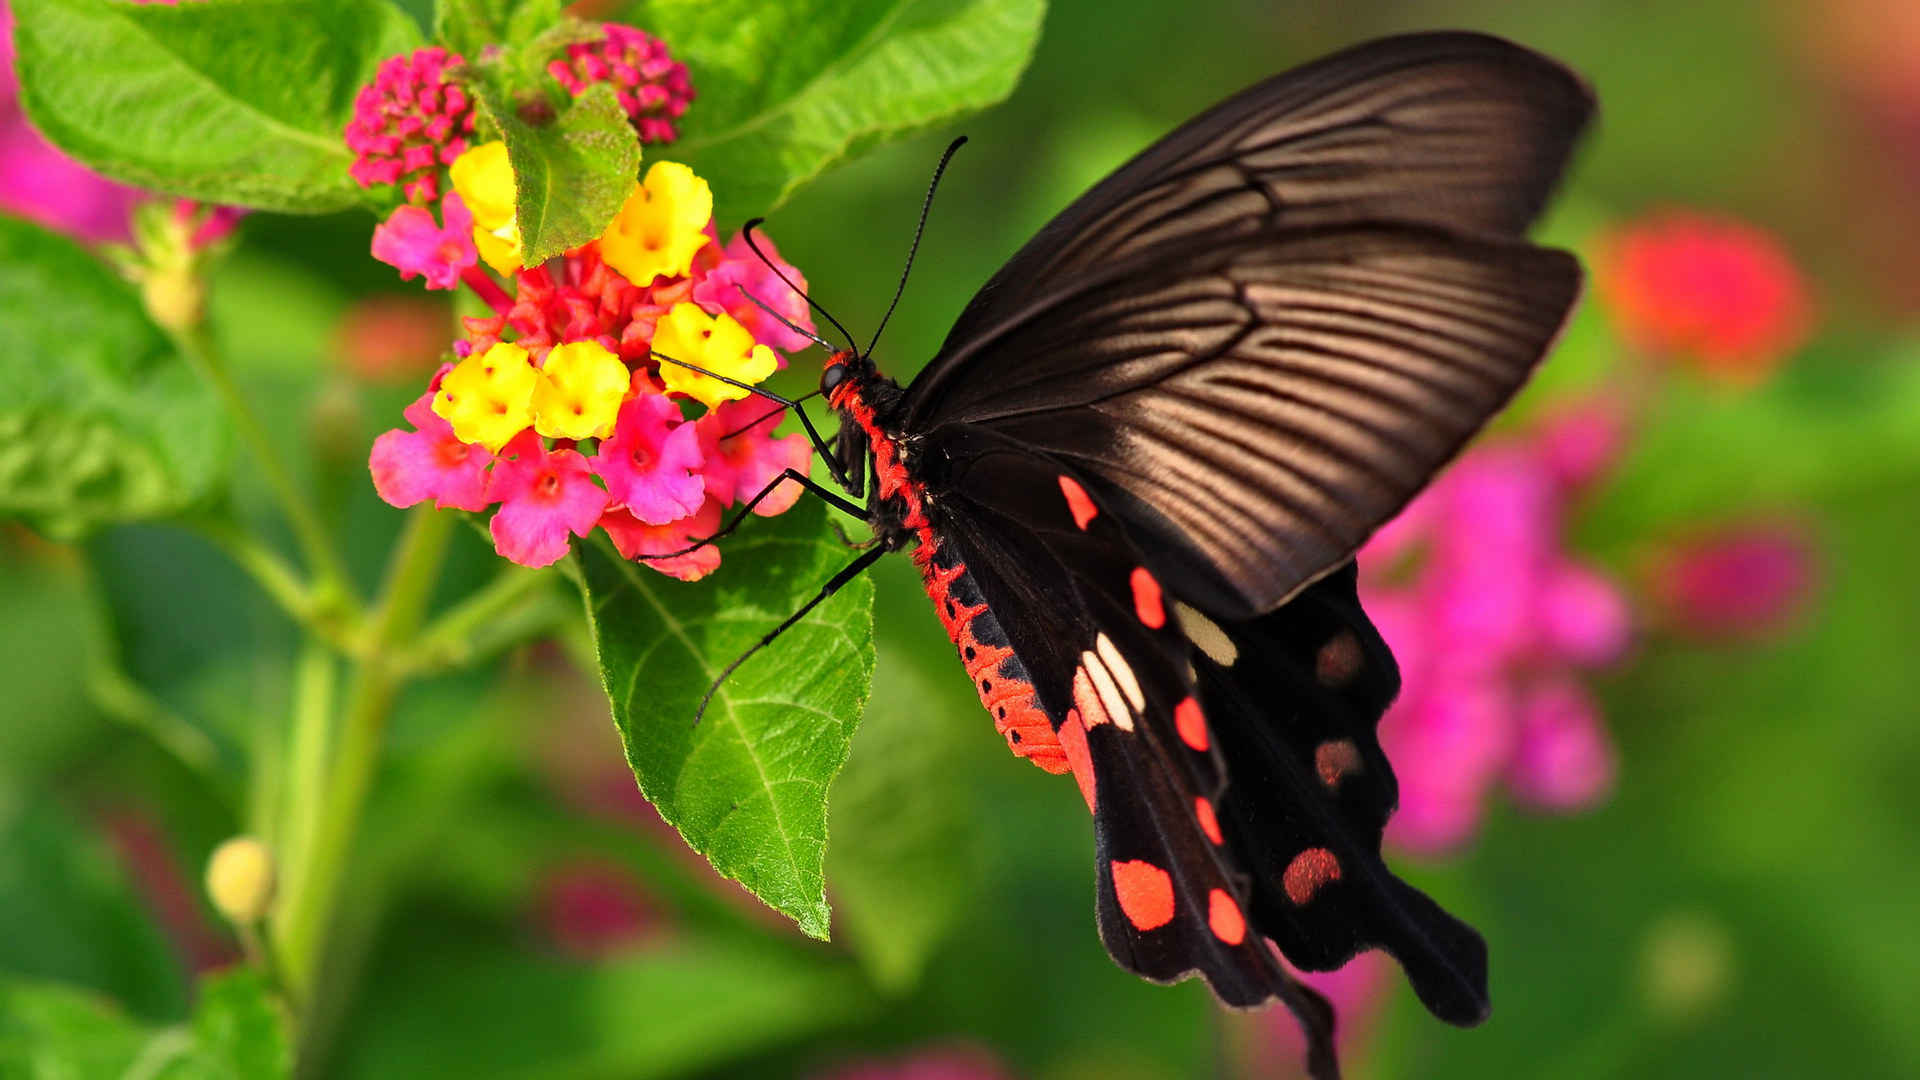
[917, 30, 1592, 390]
[911, 223, 1581, 616]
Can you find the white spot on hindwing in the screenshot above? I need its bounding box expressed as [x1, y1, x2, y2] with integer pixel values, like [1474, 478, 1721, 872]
[1095, 633, 1145, 713]
[1078, 649, 1136, 733]
[1172, 600, 1239, 667]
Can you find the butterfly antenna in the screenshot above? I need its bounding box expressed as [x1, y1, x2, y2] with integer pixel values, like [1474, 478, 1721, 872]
[740, 219, 859, 356]
[865, 135, 967, 360]
[734, 283, 838, 354]
[692, 546, 887, 727]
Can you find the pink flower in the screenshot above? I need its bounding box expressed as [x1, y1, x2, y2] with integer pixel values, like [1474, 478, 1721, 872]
[486, 430, 608, 567]
[535, 861, 664, 958]
[547, 23, 693, 145]
[1595, 210, 1814, 383]
[1360, 404, 1634, 855]
[0, 2, 143, 241]
[368, 392, 492, 511]
[695, 398, 812, 513]
[592, 391, 705, 524]
[692, 231, 817, 354]
[1508, 677, 1616, 810]
[1649, 518, 1821, 640]
[343, 46, 475, 202]
[1263, 954, 1390, 1065]
[370, 193, 477, 289]
[599, 498, 723, 581]
[335, 296, 449, 382]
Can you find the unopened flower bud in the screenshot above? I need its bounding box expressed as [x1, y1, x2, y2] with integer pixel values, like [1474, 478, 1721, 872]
[205, 836, 276, 925]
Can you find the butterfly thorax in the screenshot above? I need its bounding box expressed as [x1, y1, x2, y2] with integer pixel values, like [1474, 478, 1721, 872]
[825, 358, 1070, 773]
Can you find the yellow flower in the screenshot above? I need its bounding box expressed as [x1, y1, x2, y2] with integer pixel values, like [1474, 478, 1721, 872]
[652, 302, 777, 410]
[599, 161, 712, 286]
[450, 141, 523, 274]
[533, 341, 630, 440]
[433, 342, 538, 452]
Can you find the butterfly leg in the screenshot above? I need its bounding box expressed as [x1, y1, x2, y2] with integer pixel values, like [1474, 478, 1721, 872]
[694, 544, 888, 725]
[636, 468, 869, 563]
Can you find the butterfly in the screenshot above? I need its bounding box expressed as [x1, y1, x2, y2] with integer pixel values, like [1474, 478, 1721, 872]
[672, 29, 1592, 1080]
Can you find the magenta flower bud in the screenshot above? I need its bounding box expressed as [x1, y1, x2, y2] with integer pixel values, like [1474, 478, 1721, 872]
[548, 24, 694, 145]
[344, 47, 476, 202]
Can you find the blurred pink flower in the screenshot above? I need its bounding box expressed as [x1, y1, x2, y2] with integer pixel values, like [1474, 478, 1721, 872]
[335, 296, 450, 382]
[814, 1046, 1018, 1080]
[1, 2, 143, 241]
[536, 860, 665, 958]
[343, 45, 474, 202]
[1594, 210, 1813, 384]
[1264, 953, 1391, 1071]
[548, 22, 693, 145]
[1361, 409, 1633, 854]
[1648, 518, 1821, 641]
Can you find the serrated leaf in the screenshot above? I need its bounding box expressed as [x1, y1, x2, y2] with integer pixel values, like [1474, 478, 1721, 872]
[616, 0, 1045, 220]
[0, 216, 228, 539]
[467, 77, 642, 263]
[828, 640, 982, 992]
[575, 496, 875, 939]
[12, 0, 422, 213]
[434, 0, 562, 57]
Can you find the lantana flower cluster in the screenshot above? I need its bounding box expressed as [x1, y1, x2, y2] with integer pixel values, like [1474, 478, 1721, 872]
[353, 25, 813, 577]
[1359, 401, 1634, 854]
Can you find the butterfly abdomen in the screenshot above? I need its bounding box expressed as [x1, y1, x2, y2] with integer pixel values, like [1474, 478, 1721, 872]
[914, 539, 1068, 773]
[831, 373, 1067, 773]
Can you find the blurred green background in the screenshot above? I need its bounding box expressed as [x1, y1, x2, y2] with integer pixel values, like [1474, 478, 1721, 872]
[7, 0, 1920, 1077]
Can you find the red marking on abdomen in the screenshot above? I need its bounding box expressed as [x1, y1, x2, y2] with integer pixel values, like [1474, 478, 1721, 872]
[833, 377, 1066, 775]
[915, 538, 1067, 774]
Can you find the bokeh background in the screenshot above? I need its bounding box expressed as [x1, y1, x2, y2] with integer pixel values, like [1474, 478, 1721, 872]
[6, 0, 1920, 1077]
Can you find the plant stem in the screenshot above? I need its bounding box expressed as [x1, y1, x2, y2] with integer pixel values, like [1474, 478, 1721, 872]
[274, 507, 452, 997]
[397, 565, 559, 674]
[273, 642, 336, 902]
[194, 518, 362, 654]
[173, 324, 357, 611]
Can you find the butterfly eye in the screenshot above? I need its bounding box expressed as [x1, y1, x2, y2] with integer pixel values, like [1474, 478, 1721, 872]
[820, 363, 847, 393]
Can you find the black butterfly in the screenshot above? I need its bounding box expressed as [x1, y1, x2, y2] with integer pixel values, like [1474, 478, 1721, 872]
[665, 29, 1591, 1079]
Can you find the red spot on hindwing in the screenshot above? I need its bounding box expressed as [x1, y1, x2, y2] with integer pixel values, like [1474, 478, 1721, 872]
[1207, 889, 1247, 945]
[1283, 848, 1342, 905]
[1110, 860, 1175, 931]
[1058, 709, 1096, 813]
[1057, 475, 1098, 529]
[1174, 697, 1208, 751]
[1129, 567, 1165, 628]
[1314, 739, 1363, 789]
[1194, 797, 1223, 844]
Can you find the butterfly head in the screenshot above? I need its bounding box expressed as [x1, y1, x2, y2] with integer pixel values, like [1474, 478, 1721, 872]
[820, 348, 874, 405]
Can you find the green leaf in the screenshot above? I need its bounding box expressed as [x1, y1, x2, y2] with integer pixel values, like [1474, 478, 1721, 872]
[0, 970, 291, 1079]
[467, 77, 642, 263]
[827, 634, 982, 992]
[184, 970, 290, 1079]
[0, 801, 187, 1022]
[12, 0, 423, 213]
[616, 0, 1046, 220]
[0, 216, 228, 539]
[338, 939, 874, 1078]
[575, 496, 875, 939]
[434, 0, 562, 57]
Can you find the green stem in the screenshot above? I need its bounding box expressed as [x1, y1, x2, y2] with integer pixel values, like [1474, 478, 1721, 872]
[194, 518, 361, 654]
[274, 507, 452, 997]
[396, 566, 560, 675]
[273, 642, 336, 901]
[86, 663, 225, 783]
[173, 325, 357, 610]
